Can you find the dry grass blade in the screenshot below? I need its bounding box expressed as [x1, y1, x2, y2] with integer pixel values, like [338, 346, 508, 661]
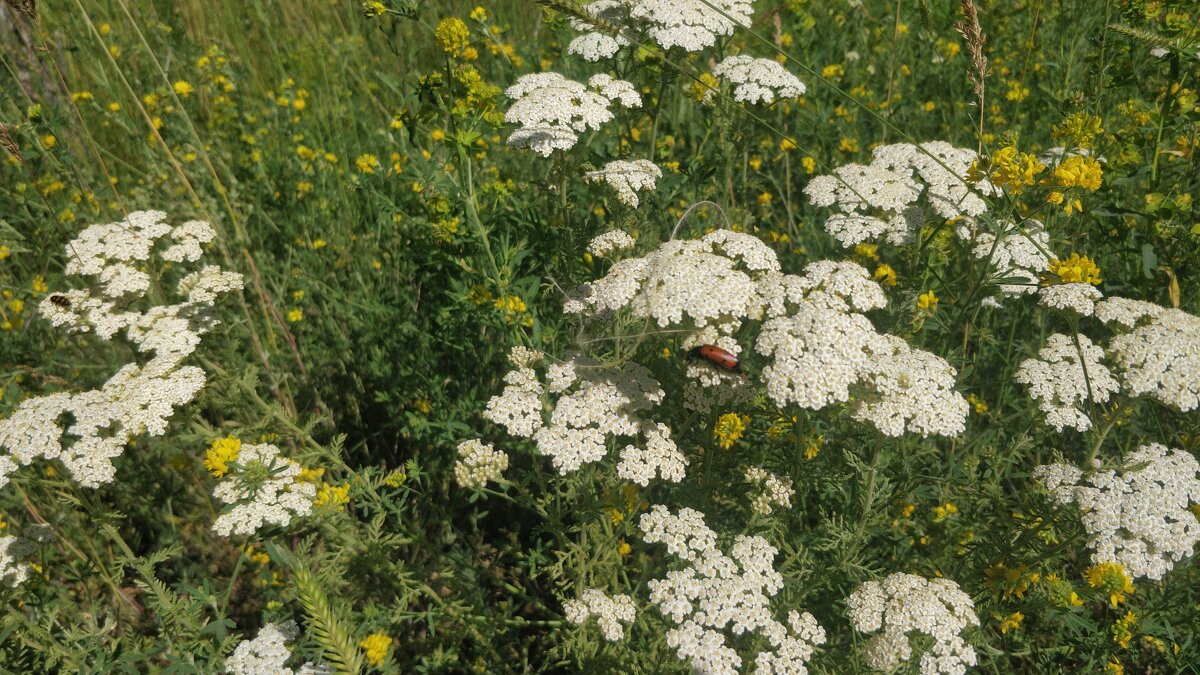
[0, 123, 20, 163]
[955, 0, 989, 151]
[3, 0, 35, 18]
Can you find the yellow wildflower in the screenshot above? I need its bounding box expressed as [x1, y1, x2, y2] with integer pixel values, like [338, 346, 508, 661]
[173, 80, 194, 97]
[470, 6, 487, 21]
[917, 290, 939, 311]
[1084, 562, 1134, 607]
[314, 482, 351, 510]
[359, 633, 391, 667]
[713, 413, 750, 450]
[979, 145, 1045, 195]
[355, 153, 380, 174]
[932, 502, 958, 521]
[1112, 611, 1137, 649]
[204, 437, 242, 477]
[1044, 253, 1101, 286]
[873, 264, 897, 286]
[689, 72, 719, 102]
[435, 17, 470, 57]
[41, 134, 56, 150]
[855, 242, 879, 260]
[998, 612, 1024, 634]
[1050, 155, 1103, 191]
[287, 308, 303, 322]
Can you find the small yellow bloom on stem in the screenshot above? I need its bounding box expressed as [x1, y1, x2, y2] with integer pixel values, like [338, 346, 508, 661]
[873, 264, 897, 286]
[917, 290, 938, 311]
[1044, 253, 1102, 286]
[1084, 562, 1134, 607]
[359, 633, 391, 666]
[713, 413, 750, 450]
[435, 18, 470, 57]
[204, 437, 242, 477]
[998, 611, 1024, 634]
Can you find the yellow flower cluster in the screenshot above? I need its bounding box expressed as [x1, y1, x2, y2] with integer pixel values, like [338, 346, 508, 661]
[1044, 253, 1102, 286]
[713, 412, 750, 450]
[314, 482, 351, 510]
[204, 436, 242, 477]
[359, 632, 391, 666]
[1084, 562, 1135, 607]
[1050, 155, 1103, 191]
[1053, 112, 1104, 148]
[977, 145, 1045, 195]
[435, 18, 470, 58]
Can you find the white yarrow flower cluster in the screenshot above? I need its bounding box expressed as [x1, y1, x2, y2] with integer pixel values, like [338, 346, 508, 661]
[226, 621, 326, 675]
[505, 72, 641, 156]
[1097, 300, 1200, 412]
[854, 335, 971, 438]
[1015, 333, 1119, 432]
[454, 439, 508, 488]
[1039, 283, 1103, 316]
[628, 0, 753, 52]
[711, 56, 806, 104]
[586, 229, 637, 258]
[0, 211, 241, 490]
[953, 219, 1051, 299]
[212, 443, 317, 537]
[1033, 443, 1200, 580]
[806, 142, 995, 247]
[639, 506, 826, 675]
[483, 349, 682, 478]
[563, 588, 637, 641]
[0, 535, 35, 588]
[585, 159, 661, 208]
[755, 264, 968, 437]
[845, 573, 979, 675]
[566, 0, 633, 61]
[568, 229, 780, 402]
[744, 467, 793, 515]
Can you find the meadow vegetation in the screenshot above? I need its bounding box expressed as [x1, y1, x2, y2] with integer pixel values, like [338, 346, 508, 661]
[0, 0, 1198, 672]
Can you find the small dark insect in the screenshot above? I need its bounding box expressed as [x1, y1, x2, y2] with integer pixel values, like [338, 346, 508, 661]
[49, 294, 70, 308]
[688, 344, 741, 372]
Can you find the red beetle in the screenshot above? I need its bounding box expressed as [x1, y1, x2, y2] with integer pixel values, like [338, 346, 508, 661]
[688, 344, 741, 372]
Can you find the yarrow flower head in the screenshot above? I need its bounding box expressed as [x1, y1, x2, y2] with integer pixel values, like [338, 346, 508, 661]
[845, 572, 979, 675]
[711, 55, 806, 104]
[586, 229, 637, 258]
[584, 159, 661, 208]
[0, 534, 37, 588]
[1016, 333, 1120, 432]
[483, 348, 681, 479]
[1033, 444, 1200, 580]
[565, 0, 633, 61]
[454, 439, 508, 488]
[639, 505, 826, 675]
[505, 72, 640, 156]
[953, 219, 1052, 300]
[628, 0, 754, 52]
[211, 442, 317, 537]
[806, 142, 995, 247]
[744, 466, 793, 515]
[564, 588, 636, 641]
[0, 211, 241, 490]
[1096, 299, 1200, 412]
[226, 621, 327, 675]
